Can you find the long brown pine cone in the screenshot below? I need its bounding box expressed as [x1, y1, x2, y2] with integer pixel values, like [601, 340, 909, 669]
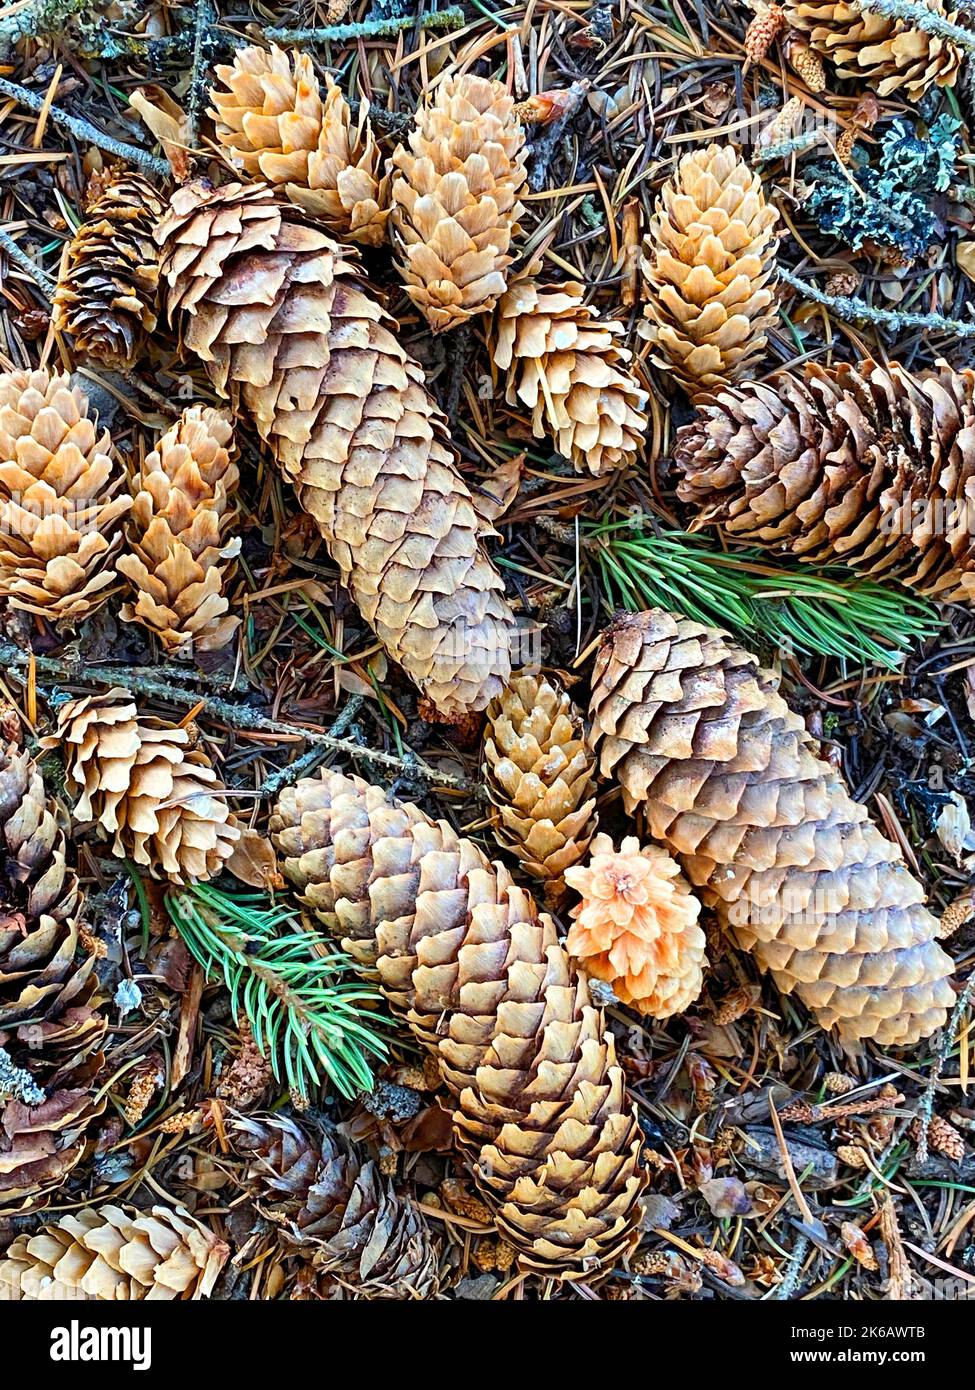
[588, 609, 956, 1047]
[270, 770, 647, 1282]
[492, 279, 648, 477]
[391, 74, 528, 332]
[53, 172, 166, 368]
[674, 359, 975, 603]
[232, 1112, 441, 1299]
[641, 144, 779, 398]
[483, 672, 598, 899]
[42, 689, 239, 884]
[782, 0, 963, 101]
[209, 44, 390, 246]
[156, 180, 513, 718]
[118, 405, 241, 657]
[0, 369, 131, 623]
[0, 743, 105, 1206]
[0, 1204, 228, 1298]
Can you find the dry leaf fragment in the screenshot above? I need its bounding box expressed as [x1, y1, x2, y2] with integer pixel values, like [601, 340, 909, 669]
[129, 87, 193, 180]
[225, 828, 284, 890]
[841, 1221, 879, 1271]
[700, 1176, 754, 1219]
[936, 791, 975, 865]
[958, 241, 975, 286]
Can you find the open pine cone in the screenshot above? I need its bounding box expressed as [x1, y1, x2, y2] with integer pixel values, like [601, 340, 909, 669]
[118, 405, 241, 657]
[0, 369, 131, 623]
[675, 358, 975, 604]
[483, 672, 598, 897]
[782, 0, 963, 100]
[271, 770, 647, 1281]
[0, 744, 105, 1205]
[43, 690, 239, 884]
[156, 180, 513, 717]
[209, 44, 389, 246]
[233, 1112, 441, 1299]
[565, 834, 706, 1019]
[391, 74, 528, 331]
[642, 144, 779, 397]
[492, 279, 648, 476]
[588, 609, 956, 1047]
[53, 172, 165, 367]
[0, 1204, 228, 1298]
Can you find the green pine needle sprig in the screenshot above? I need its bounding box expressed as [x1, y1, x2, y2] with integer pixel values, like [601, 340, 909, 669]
[587, 520, 941, 668]
[166, 882, 391, 1103]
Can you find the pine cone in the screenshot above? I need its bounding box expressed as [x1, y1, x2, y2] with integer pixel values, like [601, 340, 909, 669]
[782, 0, 963, 100]
[588, 610, 956, 1047]
[117, 405, 240, 657]
[43, 689, 239, 883]
[0, 369, 131, 622]
[674, 359, 975, 604]
[156, 180, 513, 717]
[641, 144, 779, 397]
[390, 74, 528, 332]
[270, 770, 647, 1281]
[209, 45, 390, 246]
[52, 173, 165, 367]
[782, 30, 828, 90]
[492, 279, 648, 477]
[909, 1113, 965, 1161]
[0, 744, 105, 1204]
[0, 1204, 228, 1298]
[564, 833, 706, 1018]
[482, 672, 598, 895]
[233, 1112, 441, 1298]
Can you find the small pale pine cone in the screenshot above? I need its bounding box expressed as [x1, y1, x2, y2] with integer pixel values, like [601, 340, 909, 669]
[118, 405, 241, 657]
[209, 45, 390, 246]
[233, 1112, 441, 1299]
[782, 0, 962, 101]
[156, 180, 513, 718]
[675, 359, 975, 605]
[43, 689, 239, 883]
[391, 74, 528, 331]
[642, 144, 779, 397]
[744, 5, 786, 63]
[492, 279, 648, 476]
[823, 1071, 858, 1094]
[564, 832, 706, 1019]
[0, 743, 106, 1205]
[53, 173, 165, 367]
[589, 610, 955, 1047]
[0, 1204, 228, 1299]
[270, 770, 647, 1282]
[782, 31, 827, 91]
[909, 1114, 966, 1162]
[0, 369, 131, 622]
[482, 672, 598, 892]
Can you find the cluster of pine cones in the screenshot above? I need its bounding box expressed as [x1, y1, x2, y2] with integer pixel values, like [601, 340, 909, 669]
[0, 0, 972, 1304]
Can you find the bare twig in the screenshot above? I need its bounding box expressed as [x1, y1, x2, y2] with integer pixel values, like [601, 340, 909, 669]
[912, 972, 974, 1165]
[779, 265, 975, 337]
[0, 74, 171, 178]
[264, 6, 465, 44]
[0, 226, 56, 298]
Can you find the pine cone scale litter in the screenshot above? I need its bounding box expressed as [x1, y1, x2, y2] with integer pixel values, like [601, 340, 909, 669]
[588, 610, 955, 1046]
[270, 771, 647, 1280]
[675, 358, 975, 603]
[642, 144, 779, 396]
[0, 1204, 228, 1298]
[156, 181, 513, 716]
